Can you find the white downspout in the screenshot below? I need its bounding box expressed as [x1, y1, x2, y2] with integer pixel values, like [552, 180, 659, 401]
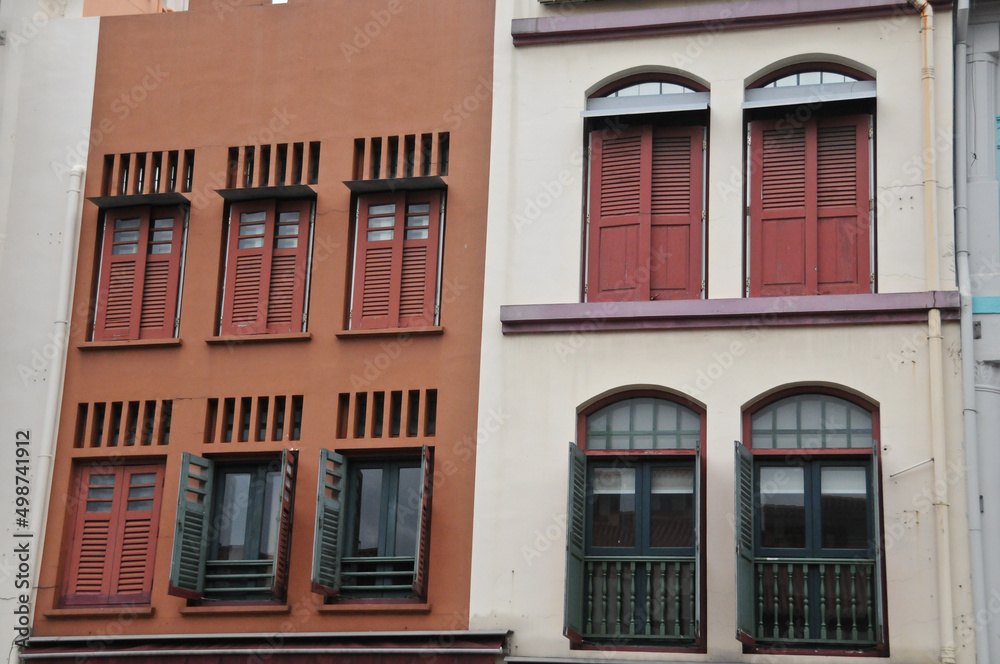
[907, 2, 956, 664]
[954, 5, 990, 663]
[27, 166, 85, 618]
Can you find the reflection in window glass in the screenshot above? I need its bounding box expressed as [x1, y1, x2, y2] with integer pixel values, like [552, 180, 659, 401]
[759, 466, 805, 549]
[591, 468, 636, 548]
[821, 467, 869, 549]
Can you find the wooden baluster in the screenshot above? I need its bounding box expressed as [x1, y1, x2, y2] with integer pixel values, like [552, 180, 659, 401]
[787, 563, 794, 639]
[629, 561, 636, 635]
[659, 561, 667, 636]
[615, 562, 623, 635]
[674, 561, 682, 636]
[820, 564, 827, 640]
[866, 564, 874, 640]
[772, 563, 780, 639]
[601, 562, 608, 636]
[803, 563, 809, 640]
[835, 564, 843, 640]
[850, 564, 858, 642]
[644, 562, 652, 636]
[688, 561, 695, 636]
[585, 562, 593, 636]
[757, 563, 765, 639]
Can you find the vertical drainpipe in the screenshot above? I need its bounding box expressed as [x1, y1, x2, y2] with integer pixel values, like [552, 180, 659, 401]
[954, 1, 990, 662]
[907, 2, 957, 663]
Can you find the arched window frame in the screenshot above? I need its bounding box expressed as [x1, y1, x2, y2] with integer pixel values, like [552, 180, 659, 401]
[565, 390, 706, 651]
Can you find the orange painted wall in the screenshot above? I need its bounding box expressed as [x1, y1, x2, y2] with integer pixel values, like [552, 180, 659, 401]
[34, 0, 494, 636]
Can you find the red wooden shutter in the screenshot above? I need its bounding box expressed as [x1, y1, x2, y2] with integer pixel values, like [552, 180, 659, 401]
[138, 208, 183, 339]
[270, 449, 297, 600]
[94, 208, 150, 341]
[222, 200, 276, 335]
[353, 192, 404, 329]
[266, 200, 311, 333]
[399, 192, 441, 327]
[107, 465, 164, 603]
[64, 467, 121, 605]
[650, 126, 703, 300]
[587, 127, 650, 302]
[816, 115, 870, 294]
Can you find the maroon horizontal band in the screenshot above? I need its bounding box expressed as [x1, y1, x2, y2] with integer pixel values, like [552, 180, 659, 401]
[500, 291, 960, 335]
[512, 0, 952, 47]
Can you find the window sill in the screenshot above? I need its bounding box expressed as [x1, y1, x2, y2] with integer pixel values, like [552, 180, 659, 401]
[79, 338, 181, 350]
[44, 606, 155, 619]
[317, 602, 431, 615]
[207, 332, 312, 345]
[179, 604, 291, 616]
[500, 291, 960, 334]
[336, 326, 443, 339]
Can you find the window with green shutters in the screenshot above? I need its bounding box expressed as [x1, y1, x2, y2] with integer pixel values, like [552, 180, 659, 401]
[736, 389, 886, 653]
[565, 393, 703, 648]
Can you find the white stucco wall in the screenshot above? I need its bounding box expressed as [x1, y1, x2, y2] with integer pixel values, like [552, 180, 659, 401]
[472, 2, 970, 663]
[0, 3, 98, 660]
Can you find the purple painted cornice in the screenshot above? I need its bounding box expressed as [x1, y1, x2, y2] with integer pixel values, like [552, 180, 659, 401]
[512, 0, 953, 47]
[500, 291, 960, 335]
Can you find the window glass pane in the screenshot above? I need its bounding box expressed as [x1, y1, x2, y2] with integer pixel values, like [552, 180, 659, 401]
[633, 399, 654, 431]
[588, 412, 607, 433]
[825, 400, 848, 428]
[149, 244, 172, 255]
[405, 215, 430, 228]
[775, 401, 797, 429]
[821, 467, 869, 549]
[799, 396, 823, 429]
[394, 467, 421, 555]
[637, 81, 661, 96]
[152, 218, 173, 229]
[649, 467, 694, 548]
[369, 203, 396, 216]
[851, 432, 874, 449]
[752, 432, 774, 448]
[678, 433, 699, 450]
[407, 203, 430, 214]
[115, 218, 141, 230]
[760, 467, 806, 548]
[91, 474, 116, 485]
[679, 407, 699, 431]
[354, 468, 383, 557]
[367, 217, 394, 229]
[240, 211, 267, 223]
[633, 434, 653, 449]
[588, 435, 609, 450]
[775, 433, 798, 449]
[151, 230, 173, 243]
[112, 243, 138, 255]
[131, 473, 156, 485]
[278, 211, 300, 223]
[87, 487, 115, 500]
[128, 485, 155, 499]
[276, 224, 299, 236]
[238, 237, 265, 249]
[609, 403, 630, 431]
[275, 238, 298, 249]
[239, 223, 265, 237]
[86, 500, 114, 512]
[799, 71, 822, 85]
[591, 468, 635, 548]
[367, 230, 394, 242]
[610, 435, 630, 450]
[217, 473, 251, 560]
[258, 471, 281, 559]
[114, 230, 140, 243]
[405, 229, 429, 240]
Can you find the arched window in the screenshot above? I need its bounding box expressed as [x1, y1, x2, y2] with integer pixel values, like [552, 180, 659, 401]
[582, 75, 708, 304]
[735, 389, 885, 653]
[744, 64, 875, 298]
[565, 392, 704, 648]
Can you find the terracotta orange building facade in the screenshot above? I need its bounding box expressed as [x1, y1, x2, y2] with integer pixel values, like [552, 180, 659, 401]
[25, 0, 500, 659]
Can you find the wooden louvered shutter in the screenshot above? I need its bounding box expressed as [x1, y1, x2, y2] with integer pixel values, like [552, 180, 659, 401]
[107, 466, 164, 603]
[311, 449, 345, 597]
[266, 200, 311, 333]
[64, 467, 121, 605]
[94, 208, 150, 341]
[816, 115, 870, 294]
[650, 126, 704, 300]
[222, 200, 276, 335]
[168, 453, 214, 599]
[563, 443, 587, 643]
[734, 441, 756, 646]
[353, 192, 405, 329]
[269, 449, 297, 600]
[750, 119, 811, 296]
[138, 208, 183, 339]
[587, 127, 649, 302]
[398, 193, 441, 328]
[870, 442, 886, 645]
[411, 445, 433, 598]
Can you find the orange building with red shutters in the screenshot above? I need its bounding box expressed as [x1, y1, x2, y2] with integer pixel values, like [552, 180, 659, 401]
[23, 1, 503, 661]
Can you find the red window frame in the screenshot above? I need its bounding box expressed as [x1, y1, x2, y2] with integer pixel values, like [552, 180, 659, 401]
[587, 125, 704, 303]
[63, 464, 165, 607]
[221, 198, 312, 335]
[351, 190, 442, 329]
[93, 206, 184, 341]
[748, 114, 871, 297]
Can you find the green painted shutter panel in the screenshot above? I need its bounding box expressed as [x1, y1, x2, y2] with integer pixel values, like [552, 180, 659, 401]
[168, 452, 214, 599]
[693, 441, 702, 638]
[564, 443, 587, 643]
[735, 440, 756, 645]
[411, 445, 433, 597]
[269, 449, 297, 600]
[870, 443, 885, 645]
[311, 448, 345, 596]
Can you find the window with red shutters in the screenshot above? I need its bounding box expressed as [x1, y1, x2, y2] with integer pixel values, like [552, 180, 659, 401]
[748, 114, 871, 297]
[587, 125, 704, 302]
[63, 464, 164, 607]
[93, 206, 184, 341]
[351, 190, 442, 329]
[221, 199, 312, 335]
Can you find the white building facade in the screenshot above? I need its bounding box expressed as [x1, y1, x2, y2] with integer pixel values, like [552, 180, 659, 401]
[472, 2, 974, 664]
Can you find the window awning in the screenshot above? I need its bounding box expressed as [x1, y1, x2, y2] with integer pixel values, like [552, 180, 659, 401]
[581, 91, 709, 117]
[742, 80, 876, 109]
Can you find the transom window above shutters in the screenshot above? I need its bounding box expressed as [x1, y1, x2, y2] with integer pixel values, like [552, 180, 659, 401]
[93, 206, 186, 342]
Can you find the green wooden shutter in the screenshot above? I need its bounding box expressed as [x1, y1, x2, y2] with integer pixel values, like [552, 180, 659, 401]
[311, 448, 345, 596]
[168, 453, 214, 599]
[269, 449, 297, 600]
[564, 443, 587, 643]
[694, 441, 702, 638]
[735, 440, 756, 645]
[870, 443, 885, 645]
[411, 445, 433, 597]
